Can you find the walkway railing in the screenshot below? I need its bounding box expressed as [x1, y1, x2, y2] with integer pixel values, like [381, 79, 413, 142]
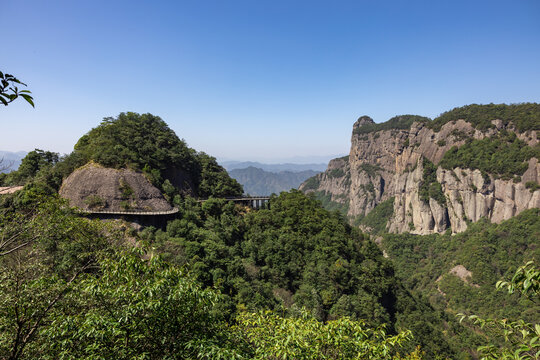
[80, 196, 271, 215]
[80, 208, 179, 216]
[198, 196, 271, 209]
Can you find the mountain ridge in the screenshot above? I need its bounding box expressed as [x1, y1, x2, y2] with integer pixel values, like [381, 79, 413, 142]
[221, 161, 328, 173]
[300, 103, 540, 235]
[229, 166, 320, 195]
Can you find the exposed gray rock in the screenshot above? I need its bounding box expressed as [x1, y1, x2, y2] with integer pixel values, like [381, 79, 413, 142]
[60, 163, 173, 212]
[300, 116, 540, 234]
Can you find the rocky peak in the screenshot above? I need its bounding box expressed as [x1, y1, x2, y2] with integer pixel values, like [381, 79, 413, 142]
[353, 116, 375, 129]
[301, 104, 540, 234]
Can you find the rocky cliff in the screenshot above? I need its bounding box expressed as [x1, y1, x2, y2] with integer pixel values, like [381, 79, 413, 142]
[60, 163, 174, 213]
[300, 104, 540, 234]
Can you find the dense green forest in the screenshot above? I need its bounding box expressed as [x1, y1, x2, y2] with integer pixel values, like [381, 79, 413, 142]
[380, 210, 540, 357]
[351, 103, 540, 135]
[429, 103, 540, 132]
[0, 186, 440, 358]
[439, 131, 540, 180]
[381, 209, 540, 323]
[1, 108, 539, 359]
[353, 115, 431, 135]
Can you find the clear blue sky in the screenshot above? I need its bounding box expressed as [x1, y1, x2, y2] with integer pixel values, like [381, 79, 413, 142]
[2, 0, 540, 163]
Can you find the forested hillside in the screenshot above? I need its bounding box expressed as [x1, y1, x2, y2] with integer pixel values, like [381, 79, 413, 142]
[1, 110, 538, 359]
[300, 103, 540, 359]
[381, 209, 540, 353]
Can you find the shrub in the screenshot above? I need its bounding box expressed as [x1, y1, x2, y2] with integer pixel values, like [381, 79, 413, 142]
[84, 195, 105, 209]
[439, 132, 540, 180]
[353, 115, 431, 135]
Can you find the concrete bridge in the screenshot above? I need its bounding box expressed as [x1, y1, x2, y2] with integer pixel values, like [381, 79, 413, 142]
[198, 196, 271, 209]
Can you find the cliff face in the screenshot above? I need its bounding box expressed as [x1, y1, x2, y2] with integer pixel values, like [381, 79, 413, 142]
[301, 112, 540, 234]
[59, 163, 174, 212]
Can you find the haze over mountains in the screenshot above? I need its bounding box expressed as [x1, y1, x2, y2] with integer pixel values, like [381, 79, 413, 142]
[0, 150, 26, 173]
[221, 161, 328, 173]
[228, 166, 320, 195]
[219, 161, 326, 195]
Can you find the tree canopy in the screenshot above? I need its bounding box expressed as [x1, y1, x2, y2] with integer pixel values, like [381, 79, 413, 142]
[1, 113, 243, 199]
[429, 103, 540, 132]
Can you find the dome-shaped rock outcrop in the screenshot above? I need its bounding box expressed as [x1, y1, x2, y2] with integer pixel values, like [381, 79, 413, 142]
[59, 163, 174, 213]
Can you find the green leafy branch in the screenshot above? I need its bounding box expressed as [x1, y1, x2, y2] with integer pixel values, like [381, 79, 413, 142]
[0, 71, 34, 107]
[458, 262, 540, 359]
[496, 261, 540, 300]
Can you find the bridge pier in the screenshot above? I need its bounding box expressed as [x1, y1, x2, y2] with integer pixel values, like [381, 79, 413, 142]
[197, 196, 271, 210]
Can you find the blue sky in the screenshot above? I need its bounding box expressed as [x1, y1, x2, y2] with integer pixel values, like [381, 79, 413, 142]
[2, 0, 539, 163]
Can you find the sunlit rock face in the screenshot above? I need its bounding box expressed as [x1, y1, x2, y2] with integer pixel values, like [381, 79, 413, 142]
[60, 163, 173, 212]
[301, 117, 540, 234]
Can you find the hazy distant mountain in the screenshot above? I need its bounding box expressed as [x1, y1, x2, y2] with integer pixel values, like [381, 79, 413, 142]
[229, 166, 320, 195]
[0, 151, 27, 173]
[221, 161, 328, 173]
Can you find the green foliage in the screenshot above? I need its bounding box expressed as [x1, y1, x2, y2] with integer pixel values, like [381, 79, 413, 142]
[430, 103, 540, 132]
[382, 210, 540, 356]
[1, 149, 59, 186]
[196, 152, 244, 198]
[359, 163, 383, 177]
[302, 175, 321, 191]
[360, 182, 376, 195]
[359, 197, 395, 234]
[84, 195, 105, 209]
[354, 115, 431, 135]
[0, 196, 119, 359]
[1, 190, 463, 358]
[311, 190, 350, 215]
[439, 131, 540, 180]
[148, 191, 457, 358]
[458, 262, 540, 360]
[70, 112, 242, 198]
[450, 129, 469, 141]
[73, 112, 195, 172]
[118, 178, 134, 199]
[419, 157, 446, 206]
[496, 261, 540, 299]
[526, 181, 540, 193]
[0, 71, 34, 107]
[328, 168, 345, 178]
[44, 249, 242, 360]
[236, 309, 422, 359]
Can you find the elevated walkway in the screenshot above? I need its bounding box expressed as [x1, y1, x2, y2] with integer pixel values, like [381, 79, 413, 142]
[79, 208, 179, 216]
[198, 196, 271, 209]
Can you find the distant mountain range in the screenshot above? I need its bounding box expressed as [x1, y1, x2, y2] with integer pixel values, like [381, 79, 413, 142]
[228, 166, 321, 195]
[221, 161, 328, 173]
[0, 151, 26, 173]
